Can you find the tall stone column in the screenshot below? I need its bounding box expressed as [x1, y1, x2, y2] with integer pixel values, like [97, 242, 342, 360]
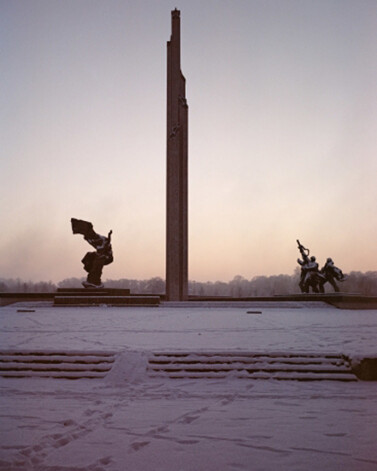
[166, 9, 188, 301]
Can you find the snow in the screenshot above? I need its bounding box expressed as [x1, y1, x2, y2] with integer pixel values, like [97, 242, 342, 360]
[1, 302, 377, 470]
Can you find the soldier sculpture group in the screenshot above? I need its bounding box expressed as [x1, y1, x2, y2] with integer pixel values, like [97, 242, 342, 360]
[296, 240, 346, 293]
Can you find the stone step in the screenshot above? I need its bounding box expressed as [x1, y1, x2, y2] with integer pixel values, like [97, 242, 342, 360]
[0, 370, 108, 379]
[148, 351, 350, 360]
[148, 371, 357, 381]
[149, 353, 347, 365]
[0, 362, 112, 372]
[0, 353, 115, 364]
[57, 288, 130, 295]
[148, 363, 351, 373]
[147, 352, 357, 381]
[0, 351, 116, 380]
[54, 295, 160, 306]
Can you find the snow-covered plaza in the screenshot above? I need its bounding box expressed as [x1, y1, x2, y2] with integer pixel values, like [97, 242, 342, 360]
[1, 301, 376, 470]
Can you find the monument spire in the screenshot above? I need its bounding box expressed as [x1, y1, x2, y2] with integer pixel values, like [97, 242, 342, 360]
[166, 9, 188, 301]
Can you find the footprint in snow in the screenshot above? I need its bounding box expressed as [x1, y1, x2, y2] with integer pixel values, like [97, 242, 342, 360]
[62, 419, 76, 427]
[221, 396, 235, 405]
[180, 414, 199, 424]
[176, 439, 200, 445]
[99, 456, 112, 465]
[130, 441, 150, 452]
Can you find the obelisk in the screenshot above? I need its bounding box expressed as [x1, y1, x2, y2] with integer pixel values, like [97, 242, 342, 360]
[166, 9, 188, 301]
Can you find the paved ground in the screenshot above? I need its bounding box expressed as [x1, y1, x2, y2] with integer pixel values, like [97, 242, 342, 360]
[0, 302, 376, 471]
[1, 301, 376, 355]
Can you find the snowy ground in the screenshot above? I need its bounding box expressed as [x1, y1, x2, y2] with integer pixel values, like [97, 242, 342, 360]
[1, 302, 377, 470]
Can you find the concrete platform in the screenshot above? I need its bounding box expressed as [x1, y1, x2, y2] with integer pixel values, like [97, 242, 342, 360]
[0, 289, 160, 307]
[187, 293, 377, 310]
[2, 291, 376, 308]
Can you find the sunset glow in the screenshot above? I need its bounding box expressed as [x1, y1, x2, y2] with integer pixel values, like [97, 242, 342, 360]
[1, 0, 376, 283]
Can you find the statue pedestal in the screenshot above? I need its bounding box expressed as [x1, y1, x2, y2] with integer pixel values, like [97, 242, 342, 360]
[56, 288, 130, 296]
[54, 288, 160, 307]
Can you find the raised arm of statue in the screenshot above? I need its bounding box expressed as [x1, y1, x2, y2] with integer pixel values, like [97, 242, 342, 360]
[297, 239, 310, 264]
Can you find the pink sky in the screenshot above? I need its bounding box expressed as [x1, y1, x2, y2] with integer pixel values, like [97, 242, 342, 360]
[0, 0, 376, 282]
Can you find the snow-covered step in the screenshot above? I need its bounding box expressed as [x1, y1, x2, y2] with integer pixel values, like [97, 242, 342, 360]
[148, 363, 352, 373]
[0, 351, 116, 379]
[149, 355, 346, 365]
[0, 353, 115, 364]
[147, 352, 357, 381]
[148, 371, 357, 381]
[0, 370, 109, 379]
[56, 288, 131, 295]
[54, 295, 160, 306]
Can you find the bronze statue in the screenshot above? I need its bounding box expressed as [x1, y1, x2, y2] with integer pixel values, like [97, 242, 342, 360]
[297, 240, 324, 293]
[71, 218, 113, 288]
[320, 257, 346, 292]
[296, 240, 346, 293]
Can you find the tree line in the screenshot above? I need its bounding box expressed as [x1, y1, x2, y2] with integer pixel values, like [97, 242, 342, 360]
[1, 270, 376, 296]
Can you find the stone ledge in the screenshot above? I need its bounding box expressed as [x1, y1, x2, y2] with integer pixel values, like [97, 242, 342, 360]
[57, 288, 131, 295]
[351, 357, 377, 381]
[54, 296, 160, 306]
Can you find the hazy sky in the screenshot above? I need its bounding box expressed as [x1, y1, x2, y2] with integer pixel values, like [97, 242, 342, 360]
[1, 0, 376, 283]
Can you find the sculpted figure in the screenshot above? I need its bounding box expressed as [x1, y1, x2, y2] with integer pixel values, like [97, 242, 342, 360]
[297, 240, 310, 292]
[297, 240, 315, 292]
[71, 218, 113, 288]
[296, 240, 325, 293]
[320, 258, 346, 292]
